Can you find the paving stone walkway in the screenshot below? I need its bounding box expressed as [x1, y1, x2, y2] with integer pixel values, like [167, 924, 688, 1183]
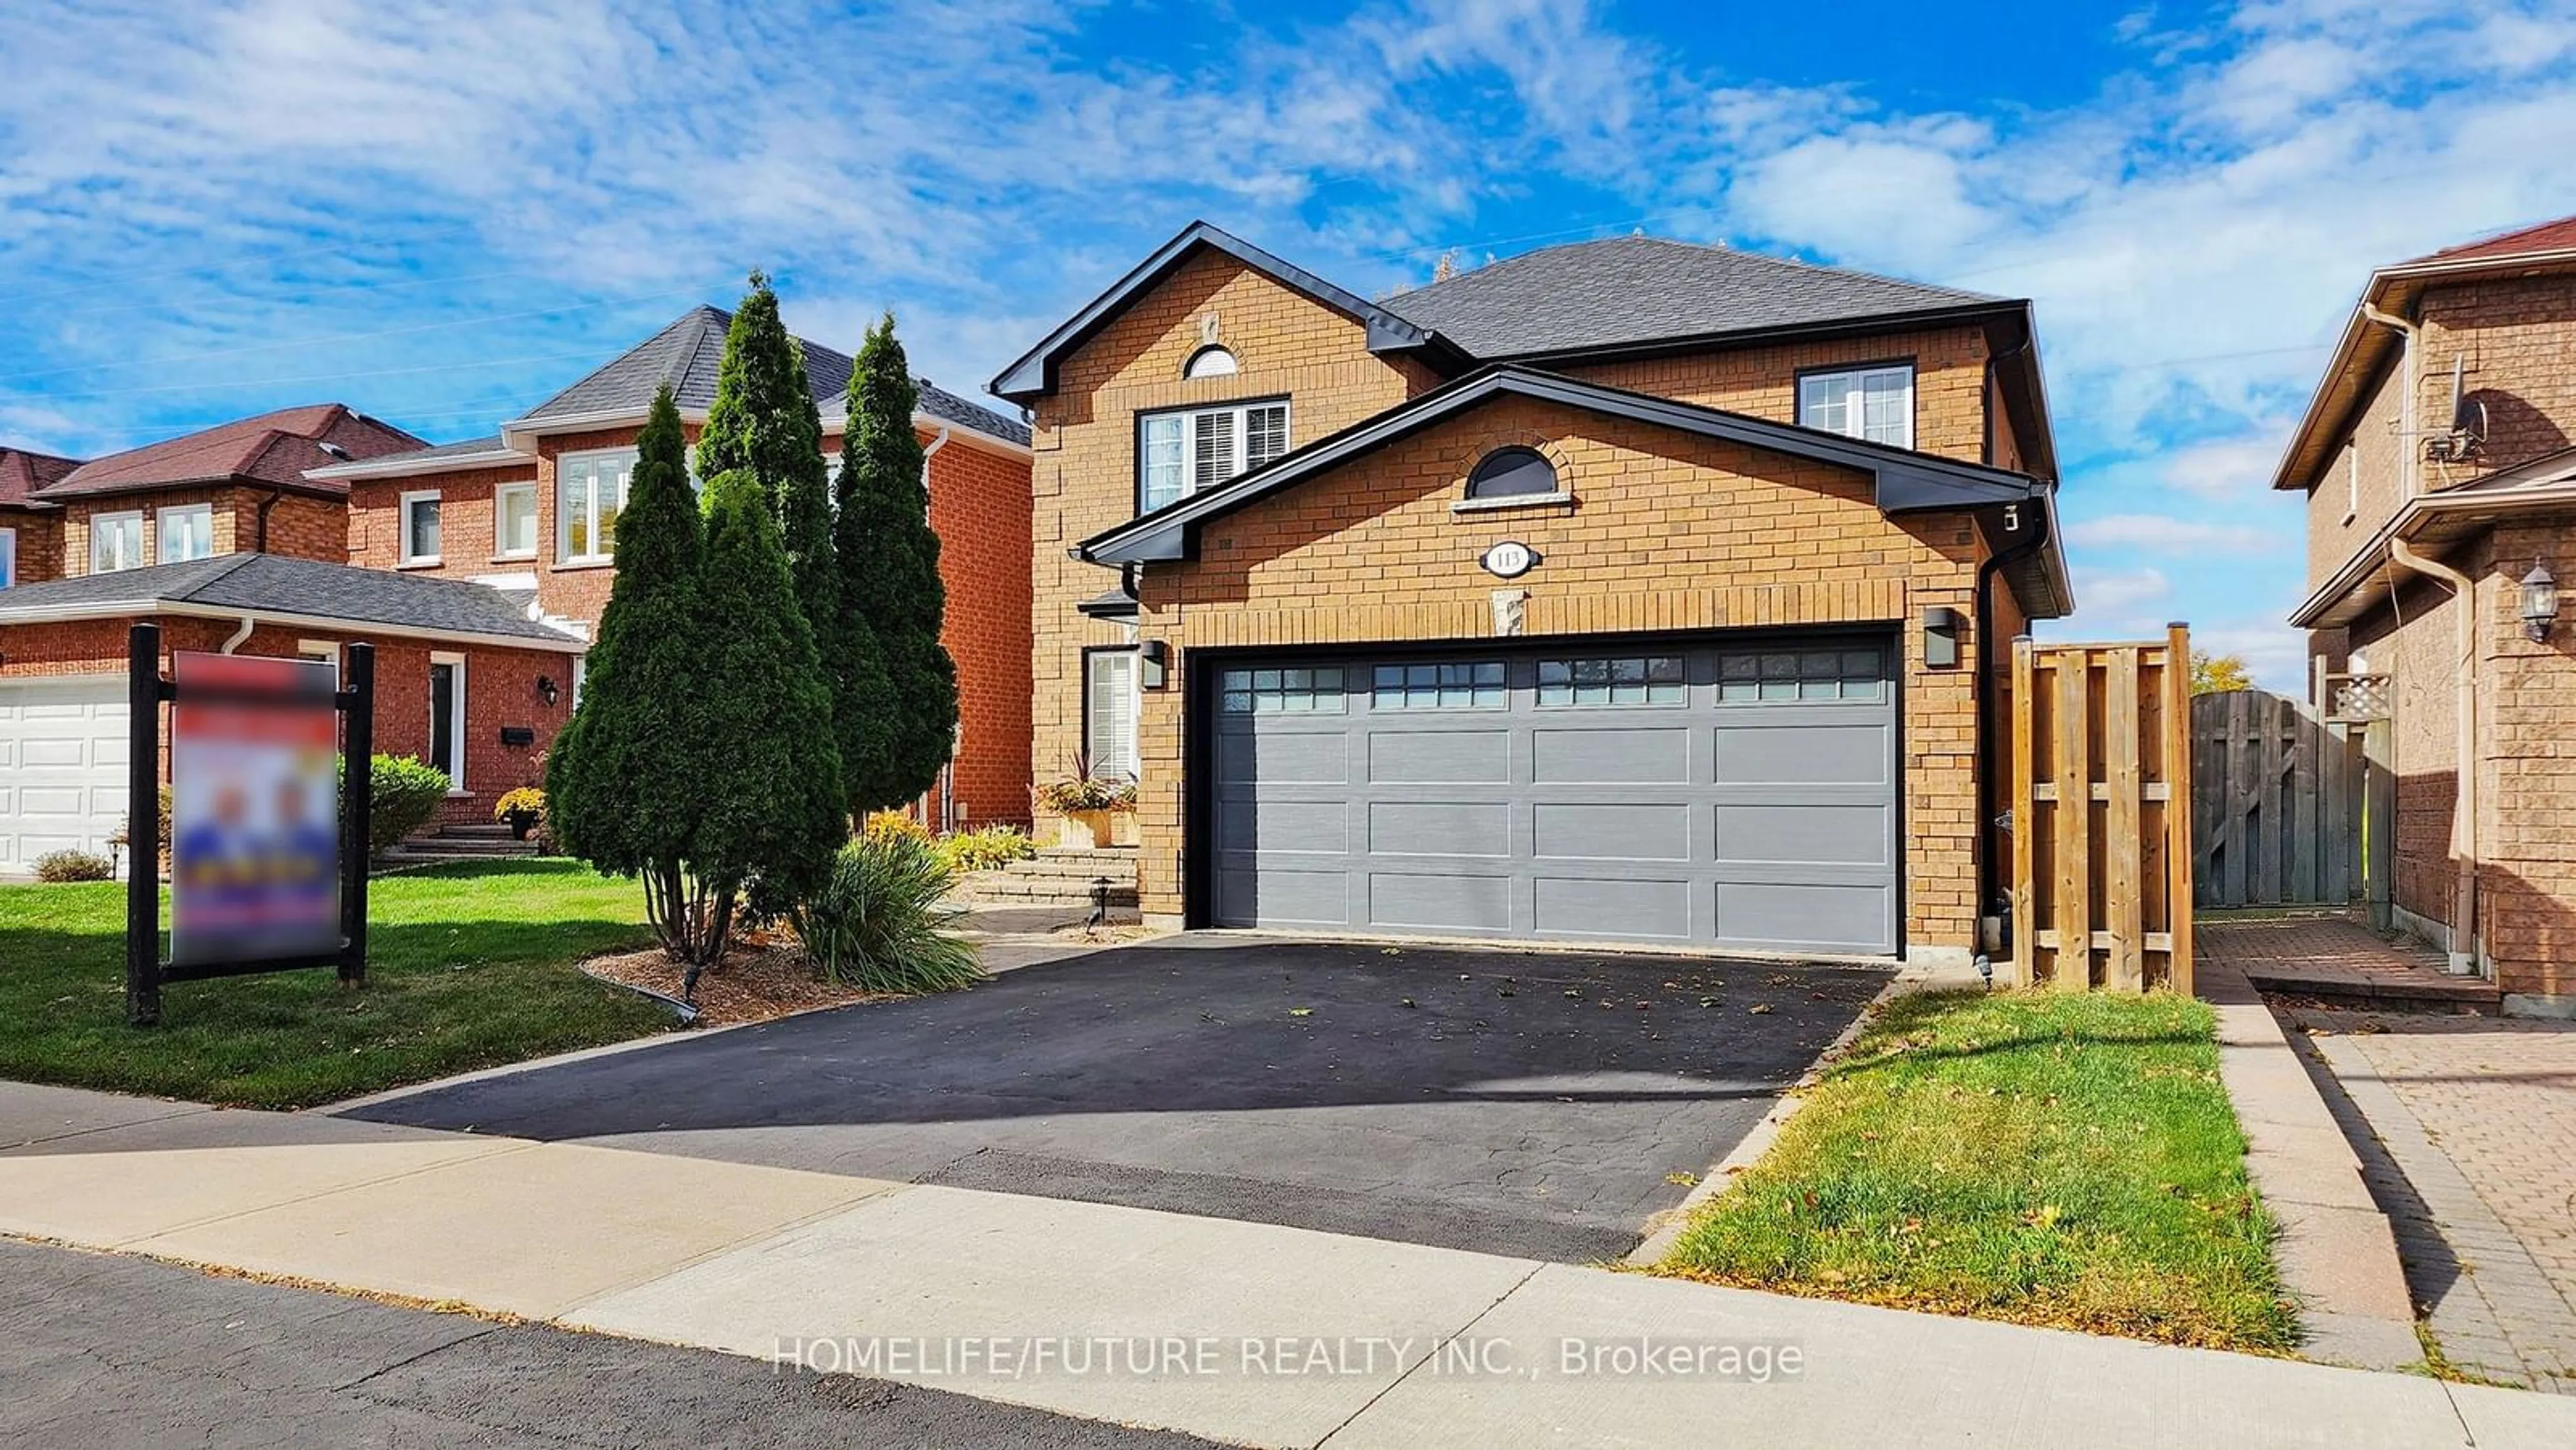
[2284, 1003, 2576, 1392]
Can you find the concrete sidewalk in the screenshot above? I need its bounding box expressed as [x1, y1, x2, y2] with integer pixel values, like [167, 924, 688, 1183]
[6, 1080, 2575, 1449]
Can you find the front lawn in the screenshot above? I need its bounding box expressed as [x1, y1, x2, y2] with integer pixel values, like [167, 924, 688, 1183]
[0, 859, 673, 1110]
[1656, 989, 2296, 1351]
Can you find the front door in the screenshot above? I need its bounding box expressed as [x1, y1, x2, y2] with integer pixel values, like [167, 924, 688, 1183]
[428, 661, 458, 785]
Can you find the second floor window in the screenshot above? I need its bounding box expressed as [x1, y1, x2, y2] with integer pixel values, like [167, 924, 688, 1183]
[0, 526, 15, 588]
[1798, 365, 1914, 448]
[400, 492, 442, 565]
[158, 503, 213, 563]
[1138, 400, 1289, 513]
[559, 449, 635, 564]
[496, 483, 538, 559]
[91, 512, 144, 573]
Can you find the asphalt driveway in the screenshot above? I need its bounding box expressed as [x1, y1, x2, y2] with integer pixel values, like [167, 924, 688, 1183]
[346, 937, 1888, 1262]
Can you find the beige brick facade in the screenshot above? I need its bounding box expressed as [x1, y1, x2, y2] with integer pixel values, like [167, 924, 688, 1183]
[1024, 246, 2043, 959]
[2298, 262, 2576, 1008]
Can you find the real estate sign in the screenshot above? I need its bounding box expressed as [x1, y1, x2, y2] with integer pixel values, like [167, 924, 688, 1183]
[169, 652, 341, 967]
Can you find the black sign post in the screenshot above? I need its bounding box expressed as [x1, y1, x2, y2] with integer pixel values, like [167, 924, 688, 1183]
[125, 622, 375, 1027]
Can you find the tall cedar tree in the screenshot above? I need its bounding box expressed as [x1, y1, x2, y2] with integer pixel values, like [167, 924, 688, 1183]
[545, 387, 725, 962]
[835, 313, 958, 811]
[680, 467, 847, 991]
[694, 274, 839, 657]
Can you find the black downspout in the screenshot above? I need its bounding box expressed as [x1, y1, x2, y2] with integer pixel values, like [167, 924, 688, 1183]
[1974, 493, 2051, 958]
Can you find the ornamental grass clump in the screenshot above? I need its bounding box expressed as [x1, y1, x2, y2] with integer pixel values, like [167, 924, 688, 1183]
[789, 833, 985, 995]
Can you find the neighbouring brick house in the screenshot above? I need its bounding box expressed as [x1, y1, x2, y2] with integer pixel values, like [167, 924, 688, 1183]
[2282, 215, 2576, 1015]
[993, 223, 2072, 962]
[0, 407, 586, 871]
[309, 306, 1036, 831]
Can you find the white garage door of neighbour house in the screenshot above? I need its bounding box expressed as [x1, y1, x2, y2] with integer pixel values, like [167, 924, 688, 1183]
[0, 675, 131, 875]
[1206, 638, 1900, 954]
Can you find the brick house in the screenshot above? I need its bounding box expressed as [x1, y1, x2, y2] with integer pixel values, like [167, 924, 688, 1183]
[993, 223, 2072, 962]
[308, 306, 1036, 830]
[0, 407, 585, 871]
[2281, 215, 2576, 1015]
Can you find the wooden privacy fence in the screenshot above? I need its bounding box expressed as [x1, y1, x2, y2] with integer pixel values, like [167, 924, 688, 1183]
[2006, 628, 2193, 993]
[2188, 687, 2363, 909]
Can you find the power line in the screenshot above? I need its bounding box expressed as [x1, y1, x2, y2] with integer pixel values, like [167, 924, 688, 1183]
[19, 348, 613, 402]
[0, 283, 725, 383]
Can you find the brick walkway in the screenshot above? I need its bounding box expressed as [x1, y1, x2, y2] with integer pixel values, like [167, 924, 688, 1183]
[2200, 912, 2499, 1012]
[2221, 929, 2576, 1392]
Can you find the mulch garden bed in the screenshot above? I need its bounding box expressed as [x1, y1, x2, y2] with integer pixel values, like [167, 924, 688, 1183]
[583, 941, 891, 1027]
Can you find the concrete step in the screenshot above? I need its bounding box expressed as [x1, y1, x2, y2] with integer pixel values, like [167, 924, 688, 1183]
[1000, 857, 1142, 883]
[386, 838, 539, 860]
[966, 872, 1138, 906]
[437, 822, 520, 839]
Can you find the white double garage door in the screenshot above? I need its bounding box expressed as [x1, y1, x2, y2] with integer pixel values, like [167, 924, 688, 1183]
[0, 676, 129, 875]
[1207, 635, 1900, 956]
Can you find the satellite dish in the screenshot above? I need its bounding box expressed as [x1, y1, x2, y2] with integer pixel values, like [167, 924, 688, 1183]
[2447, 355, 2487, 442]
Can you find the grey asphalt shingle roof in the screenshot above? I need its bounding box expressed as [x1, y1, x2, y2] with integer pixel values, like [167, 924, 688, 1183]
[519, 306, 1030, 446]
[0, 553, 584, 646]
[1382, 235, 1998, 359]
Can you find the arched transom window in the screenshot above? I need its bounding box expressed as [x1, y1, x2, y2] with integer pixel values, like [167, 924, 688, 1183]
[1183, 345, 1239, 379]
[1465, 446, 1559, 499]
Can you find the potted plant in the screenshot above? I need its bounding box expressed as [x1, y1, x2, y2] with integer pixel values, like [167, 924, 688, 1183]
[494, 787, 547, 841]
[1033, 765, 1138, 850]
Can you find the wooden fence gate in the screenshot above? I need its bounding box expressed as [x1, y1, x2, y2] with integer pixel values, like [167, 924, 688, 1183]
[2186, 672, 2391, 915]
[2006, 628, 2193, 993]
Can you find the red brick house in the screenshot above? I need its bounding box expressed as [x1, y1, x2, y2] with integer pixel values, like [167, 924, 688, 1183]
[994, 222, 2071, 962]
[307, 306, 1036, 830]
[0, 406, 584, 872]
[2282, 215, 2576, 1015]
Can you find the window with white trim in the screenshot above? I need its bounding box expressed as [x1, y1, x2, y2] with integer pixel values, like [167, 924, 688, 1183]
[495, 482, 538, 558]
[89, 511, 145, 573]
[398, 491, 442, 565]
[558, 448, 635, 563]
[1138, 400, 1290, 513]
[157, 503, 214, 563]
[1183, 345, 1238, 379]
[0, 526, 15, 589]
[1085, 649, 1140, 778]
[1797, 365, 1914, 447]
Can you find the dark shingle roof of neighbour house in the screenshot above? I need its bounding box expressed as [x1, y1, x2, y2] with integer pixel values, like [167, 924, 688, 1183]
[1, 445, 83, 508]
[0, 553, 586, 648]
[35, 404, 424, 500]
[1380, 235, 2002, 360]
[516, 306, 1030, 447]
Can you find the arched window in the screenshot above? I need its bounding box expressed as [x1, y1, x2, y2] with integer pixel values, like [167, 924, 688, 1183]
[1465, 446, 1558, 500]
[1183, 345, 1239, 380]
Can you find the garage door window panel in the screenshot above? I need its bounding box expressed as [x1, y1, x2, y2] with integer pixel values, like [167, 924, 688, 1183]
[1219, 667, 1344, 714]
[1537, 656, 1682, 706]
[1372, 661, 1502, 710]
[1719, 648, 1882, 703]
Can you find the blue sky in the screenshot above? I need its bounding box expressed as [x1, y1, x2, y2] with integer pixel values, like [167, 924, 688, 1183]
[5, 0, 2575, 685]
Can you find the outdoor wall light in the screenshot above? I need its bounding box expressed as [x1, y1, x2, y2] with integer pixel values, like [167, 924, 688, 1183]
[1924, 606, 1964, 669]
[2520, 561, 2560, 643]
[1138, 639, 1169, 690]
[536, 675, 561, 706]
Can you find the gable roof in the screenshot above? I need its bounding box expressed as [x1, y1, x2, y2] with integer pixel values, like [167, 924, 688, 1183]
[2404, 213, 2576, 266]
[1381, 235, 2001, 360]
[0, 552, 586, 650]
[36, 404, 422, 502]
[1, 445, 81, 508]
[1077, 365, 2070, 616]
[989, 221, 1467, 402]
[2274, 213, 2576, 492]
[510, 304, 1030, 449]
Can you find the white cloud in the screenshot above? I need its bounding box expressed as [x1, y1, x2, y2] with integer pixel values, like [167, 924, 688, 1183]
[2066, 513, 2279, 552]
[2073, 565, 2172, 614]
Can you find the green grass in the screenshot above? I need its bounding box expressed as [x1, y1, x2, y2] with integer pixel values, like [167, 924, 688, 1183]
[1657, 989, 2297, 1351]
[0, 859, 674, 1109]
